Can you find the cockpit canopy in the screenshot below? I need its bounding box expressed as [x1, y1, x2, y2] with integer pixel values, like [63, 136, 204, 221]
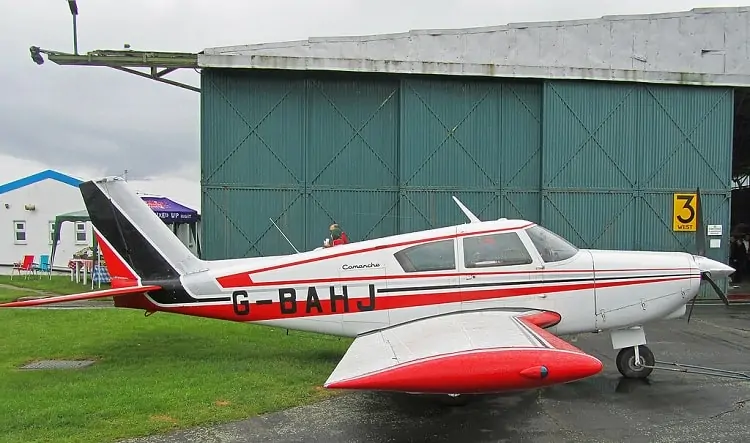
[391, 223, 580, 273]
[524, 224, 579, 262]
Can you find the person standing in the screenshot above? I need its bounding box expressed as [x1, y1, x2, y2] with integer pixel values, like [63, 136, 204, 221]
[730, 234, 744, 283]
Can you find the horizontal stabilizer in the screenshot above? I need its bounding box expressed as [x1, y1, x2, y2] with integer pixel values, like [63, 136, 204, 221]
[0, 285, 161, 308]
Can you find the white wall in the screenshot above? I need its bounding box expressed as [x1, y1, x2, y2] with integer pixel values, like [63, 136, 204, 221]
[0, 179, 92, 270]
[168, 220, 202, 257]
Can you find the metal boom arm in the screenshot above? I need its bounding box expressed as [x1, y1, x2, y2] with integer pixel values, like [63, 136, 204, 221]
[30, 46, 200, 93]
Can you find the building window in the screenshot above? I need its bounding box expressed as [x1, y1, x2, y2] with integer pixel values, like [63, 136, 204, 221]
[49, 221, 57, 245]
[463, 232, 533, 268]
[13, 220, 27, 244]
[525, 225, 579, 262]
[394, 239, 456, 272]
[75, 222, 87, 244]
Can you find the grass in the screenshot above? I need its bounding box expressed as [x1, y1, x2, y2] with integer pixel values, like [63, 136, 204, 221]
[0, 308, 352, 443]
[0, 289, 35, 303]
[0, 274, 111, 295]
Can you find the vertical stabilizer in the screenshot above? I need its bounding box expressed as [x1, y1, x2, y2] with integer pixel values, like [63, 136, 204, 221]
[79, 177, 206, 282]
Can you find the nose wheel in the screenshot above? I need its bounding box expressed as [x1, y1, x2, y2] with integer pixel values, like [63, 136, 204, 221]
[616, 345, 655, 379]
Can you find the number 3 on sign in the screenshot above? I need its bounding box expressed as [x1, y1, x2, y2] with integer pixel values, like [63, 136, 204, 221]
[673, 193, 697, 232]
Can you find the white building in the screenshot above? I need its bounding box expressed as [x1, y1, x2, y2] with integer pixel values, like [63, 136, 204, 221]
[0, 170, 91, 272]
[0, 169, 203, 274]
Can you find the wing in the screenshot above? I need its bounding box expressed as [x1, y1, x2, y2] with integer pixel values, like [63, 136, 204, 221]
[0, 285, 161, 308]
[324, 308, 602, 394]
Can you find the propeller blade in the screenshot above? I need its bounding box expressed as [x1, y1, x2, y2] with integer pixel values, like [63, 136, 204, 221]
[687, 295, 698, 323]
[691, 187, 731, 309]
[695, 187, 706, 257]
[703, 273, 731, 306]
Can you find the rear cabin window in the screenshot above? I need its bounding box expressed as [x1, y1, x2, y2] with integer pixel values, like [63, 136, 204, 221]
[463, 232, 533, 268]
[525, 225, 579, 262]
[394, 239, 456, 272]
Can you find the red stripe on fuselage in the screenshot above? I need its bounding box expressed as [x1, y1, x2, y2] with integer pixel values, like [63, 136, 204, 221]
[226, 267, 696, 289]
[154, 275, 696, 323]
[215, 224, 534, 288]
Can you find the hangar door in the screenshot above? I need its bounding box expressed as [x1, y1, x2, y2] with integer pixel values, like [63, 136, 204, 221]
[200, 70, 400, 259]
[397, 78, 543, 233]
[540, 80, 733, 266]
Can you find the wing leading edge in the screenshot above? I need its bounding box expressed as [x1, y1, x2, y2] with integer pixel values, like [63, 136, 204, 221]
[324, 309, 602, 394]
[0, 285, 162, 308]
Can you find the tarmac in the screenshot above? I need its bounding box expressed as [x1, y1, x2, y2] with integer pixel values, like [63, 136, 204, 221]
[119, 303, 750, 443]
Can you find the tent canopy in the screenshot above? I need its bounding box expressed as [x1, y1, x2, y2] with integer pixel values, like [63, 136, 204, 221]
[141, 195, 200, 223]
[50, 197, 202, 263]
[50, 209, 96, 265]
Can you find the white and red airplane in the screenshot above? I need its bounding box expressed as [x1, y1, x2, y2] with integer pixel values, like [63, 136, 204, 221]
[0, 177, 735, 398]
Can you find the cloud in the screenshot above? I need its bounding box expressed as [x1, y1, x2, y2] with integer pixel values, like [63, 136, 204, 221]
[0, 0, 742, 208]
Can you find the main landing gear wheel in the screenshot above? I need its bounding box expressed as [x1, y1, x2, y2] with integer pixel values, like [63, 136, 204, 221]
[616, 345, 655, 379]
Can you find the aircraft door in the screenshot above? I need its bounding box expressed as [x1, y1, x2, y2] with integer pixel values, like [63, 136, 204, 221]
[523, 225, 596, 334]
[387, 228, 459, 325]
[457, 226, 532, 311]
[435, 239, 461, 315]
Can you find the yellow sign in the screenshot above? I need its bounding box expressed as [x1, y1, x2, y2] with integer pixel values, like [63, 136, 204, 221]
[673, 193, 697, 231]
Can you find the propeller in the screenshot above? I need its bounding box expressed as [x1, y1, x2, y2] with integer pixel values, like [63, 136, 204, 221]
[686, 187, 731, 323]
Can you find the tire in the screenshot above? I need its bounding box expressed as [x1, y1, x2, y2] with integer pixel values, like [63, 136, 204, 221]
[616, 345, 655, 379]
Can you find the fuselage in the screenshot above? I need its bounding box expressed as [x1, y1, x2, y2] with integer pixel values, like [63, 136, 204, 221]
[130, 219, 704, 339]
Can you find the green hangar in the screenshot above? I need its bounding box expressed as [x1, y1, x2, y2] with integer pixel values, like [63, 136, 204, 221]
[197, 7, 750, 290]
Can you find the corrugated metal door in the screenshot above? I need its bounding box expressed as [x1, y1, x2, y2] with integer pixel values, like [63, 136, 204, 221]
[541, 81, 642, 250]
[201, 70, 306, 259]
[305, 77, 400, 248]
[542, 80, 732, 262]
[399, 78, 542, 233]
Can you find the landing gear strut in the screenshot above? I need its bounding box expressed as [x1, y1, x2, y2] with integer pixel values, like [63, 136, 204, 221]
[616, 345, 655, 379]
[609, 326, 750, 382]
[610, 327, 653, 379]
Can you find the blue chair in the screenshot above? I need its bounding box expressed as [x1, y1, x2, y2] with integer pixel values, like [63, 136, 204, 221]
[91, 264, 111, 288]
[34, 254, 52, 279]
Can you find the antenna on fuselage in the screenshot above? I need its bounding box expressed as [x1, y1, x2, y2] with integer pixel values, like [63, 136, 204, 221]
[452, 196, 481, 223]
[269, 218, 300, 254]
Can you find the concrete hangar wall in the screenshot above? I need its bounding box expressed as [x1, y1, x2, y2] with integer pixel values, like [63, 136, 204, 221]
[197, 7, 750, 267]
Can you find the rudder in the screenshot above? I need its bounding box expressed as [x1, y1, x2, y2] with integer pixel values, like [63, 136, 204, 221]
[79, 177, 205, 285]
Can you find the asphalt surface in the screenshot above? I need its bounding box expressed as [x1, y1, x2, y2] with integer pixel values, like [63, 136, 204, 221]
[121, 304, 750, 443]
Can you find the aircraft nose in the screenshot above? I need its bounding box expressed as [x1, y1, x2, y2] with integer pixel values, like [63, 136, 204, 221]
[693, 255, 735, 279]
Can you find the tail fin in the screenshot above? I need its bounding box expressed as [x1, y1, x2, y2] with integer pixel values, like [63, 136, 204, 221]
[79, 177, 206, 286]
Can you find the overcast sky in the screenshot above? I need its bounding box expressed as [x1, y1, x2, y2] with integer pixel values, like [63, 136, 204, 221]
[0, 0, 744, 210]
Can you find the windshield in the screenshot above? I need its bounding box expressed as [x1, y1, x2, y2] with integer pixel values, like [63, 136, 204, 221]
[525, 225, 579, 262]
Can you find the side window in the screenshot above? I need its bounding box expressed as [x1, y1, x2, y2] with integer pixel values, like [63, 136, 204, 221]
[525, 225, 579, 262]
[75, 222, 87, 244]
[463, 232, 533, 268]
[394, 239, 456, 272]
[13, 220, 26, 244]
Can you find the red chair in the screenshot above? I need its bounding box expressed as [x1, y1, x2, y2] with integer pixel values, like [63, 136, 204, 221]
[11, 255, 35, 280]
